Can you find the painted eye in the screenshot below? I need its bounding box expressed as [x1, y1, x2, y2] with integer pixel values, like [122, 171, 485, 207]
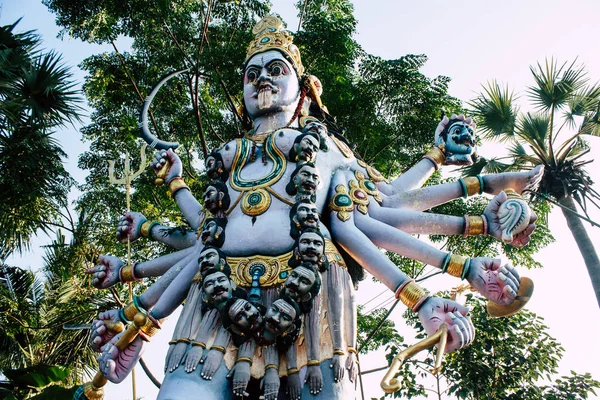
[246, 69, 258, 82]
[269, 63, 284, 76]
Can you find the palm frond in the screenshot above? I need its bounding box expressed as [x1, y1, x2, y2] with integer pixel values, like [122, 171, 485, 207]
[527, 58, 588, 112]
[468, 81, 517, 141]
[515, 112, 550, 165]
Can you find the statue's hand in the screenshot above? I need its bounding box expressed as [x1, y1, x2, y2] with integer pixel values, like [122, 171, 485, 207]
[286, 371, 302, 400]
[166, 341, 188, 373]
[329, 353, 345, 383]
[482, 164, 543, 196]
[346, 352, 358, 383]
[116, 211, 147, 243]
[98, 333, 144, 383]
[484, 191, 537, 247]
[467, 258, 519, 306]
[417, 297, 475, 354]
[199, 348, 224, 379]
[183, 345, 203, 373]
[227, 360, 251, 397]
[150, 148, 182, 184]
[304, 364, 323, 395]
[91, 310, 122, 352]
[259, 368, 280, 400]
[86, 255, 123, 289]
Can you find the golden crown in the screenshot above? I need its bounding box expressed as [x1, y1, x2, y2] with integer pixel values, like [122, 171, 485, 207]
[245, 15, 304, 76]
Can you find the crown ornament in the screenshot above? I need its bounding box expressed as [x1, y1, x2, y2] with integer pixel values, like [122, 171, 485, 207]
[245, 15, 304, 76]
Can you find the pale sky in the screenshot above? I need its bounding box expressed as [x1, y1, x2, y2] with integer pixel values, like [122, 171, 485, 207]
[3, 1, 600, 399]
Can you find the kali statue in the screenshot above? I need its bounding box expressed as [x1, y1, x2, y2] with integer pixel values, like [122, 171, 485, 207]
[87, 14, 543, 400]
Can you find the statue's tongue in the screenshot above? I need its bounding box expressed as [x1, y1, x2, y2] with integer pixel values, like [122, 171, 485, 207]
[258, 89, 273, 109]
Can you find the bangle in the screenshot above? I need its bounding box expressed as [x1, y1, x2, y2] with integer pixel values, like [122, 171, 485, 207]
[461, 258, 472, 280]
[307, 360, 320, 367]
[481, 214, 488, 236]
[477, 175, 485, 194]
[396, 280, 429, 312]
[139, 313, 162, 341]
[265, 364, 278, 370]
[333, 349, 345, 356]
[463, 176, 482, 197]
[146, 222, 161, 241]
[211, 345, 227, 354]
[168, 177, 189, 197]
[462, 214, 470, 238]
[422, 146, 446, 170]
[441, 253, 452, 273]
[446, 254, 469, 278]
[139, 220, 152, 238]
[168, 340, 177, 345]
[122, 296, 147, 322]
[287, 368, 299, 375]
[176, 338, 191, 344]
[236, 356, 252, 365]
[457, 178, 468, 198]
[192, 341, 206, 348]
[347, 347, 358, 355]
[466, 215, 485, 236]
[120, 263, 141, 283]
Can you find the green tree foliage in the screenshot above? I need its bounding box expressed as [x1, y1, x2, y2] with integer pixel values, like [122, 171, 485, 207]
[468, 59, 600, 306]
[0, 20, 81, 255]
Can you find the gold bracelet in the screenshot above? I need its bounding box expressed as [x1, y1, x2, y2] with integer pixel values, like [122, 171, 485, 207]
[447, 254, 468, 278]
[333, 349, 345, 356]
[176, 338, 191, 344]
[236, 356, 252, 365]
[422, 146, 446, 170]
[396, 280, 429, 311]
[168, 177, 189, 196]
[307, 360, 320, 367]
[467, 215, 485, 236]
[211, 345, 227, 354]
[463, 176, 481, 197]
[287, 368, 299, 375]
[120, 264, 135, 283]
[139, 315, 161, 340]
[140, 220, 153, 238]
[168, 340, 177, 345]
[122, 301, 139, 322]
[265, 364, 278, 370]
[192, 341, 206, 348]
[347, 347, 357, 355]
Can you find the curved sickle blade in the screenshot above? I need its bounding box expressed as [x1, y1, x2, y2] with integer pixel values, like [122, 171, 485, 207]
[138, 68, 189, 150]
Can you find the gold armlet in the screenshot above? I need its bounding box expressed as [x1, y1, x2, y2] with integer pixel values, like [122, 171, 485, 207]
[463, 176, 482, 197]
[422, 147, 446, 170]
[211, 345, 227, 354]
[463, 215, 486, 237]
[446, 254, 468, 278]
[168, 178, 189, 196]
[120, 264, 134, 283]
[395, 280, 429, 312]
[236, 356, 253, 365]
[307, 360, 320, 367]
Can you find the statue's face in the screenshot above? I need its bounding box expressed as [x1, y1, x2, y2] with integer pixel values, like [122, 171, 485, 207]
[243, 50, 300, 119]
[293, 165, 320, 194]
[445, 121, 475, 154]
[294, 134, 319, 162]
[284, 266, 316, 300]
[229, 299, 263, 332]
[200, 220, 220, 245]
[304, 121, 327, 139]
[203, 185, 222, 212]
[297, 231, 324, 264]
[295, 202, 320, 229]
[264, 299, 297, 335]
[198, 248, 221, 272]
[202, 271, 232, 305]
[205, 156, 222, 180]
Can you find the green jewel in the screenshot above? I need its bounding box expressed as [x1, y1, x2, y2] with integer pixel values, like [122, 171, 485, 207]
[365, 181, 376, 191]
[248, 193, 261, 205]
[335, 195, 352, 207]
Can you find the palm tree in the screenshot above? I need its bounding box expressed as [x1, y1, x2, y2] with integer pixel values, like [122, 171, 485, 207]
[0, 19, 82, 256]
[468, 58, 600, 307]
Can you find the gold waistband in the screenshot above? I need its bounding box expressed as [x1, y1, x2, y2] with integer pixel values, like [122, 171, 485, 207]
[226, 239, 345, 288]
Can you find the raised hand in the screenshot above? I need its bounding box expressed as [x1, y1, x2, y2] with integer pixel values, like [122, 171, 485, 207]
[417, 297, 475, 354]
[304, 364, 323, 395]
[286, 372, 302, 400]
[259, 368, 280, 400]
[227, 360, 251, 398]
[346, 352, 358, 383]
[98, 333, 144, 383]
[199, 348, 224, 380]
[482, 164, 544, 196]
[467, 258, 520, 306]
[86, 255, 123, 289]
[330, 353, 345, 383]
[484, 191, 537, 247]
[150, 149, 182, 184]
[116, 211, 147, 243]
[91, 309, 123, 352]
